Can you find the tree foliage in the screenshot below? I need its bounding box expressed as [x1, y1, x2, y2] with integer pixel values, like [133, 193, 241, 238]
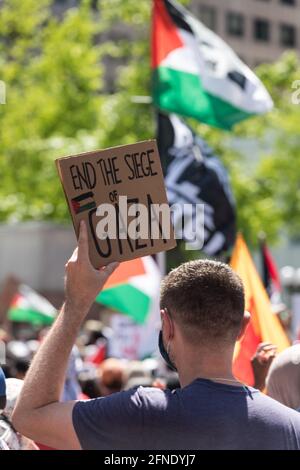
[0, 0, 299, 249]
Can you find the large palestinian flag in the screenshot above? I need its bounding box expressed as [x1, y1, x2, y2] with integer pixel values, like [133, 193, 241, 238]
[96, 256, 161, 324]
[8, 284, 56, 326]
[152, 0, 273, 129]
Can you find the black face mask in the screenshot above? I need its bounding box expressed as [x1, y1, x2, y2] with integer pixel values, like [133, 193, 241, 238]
[158, 330, 177, 372]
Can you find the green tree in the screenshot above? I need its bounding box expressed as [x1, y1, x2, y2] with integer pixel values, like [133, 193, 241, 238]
[0, 0, 104, 221]
[0, 0, 299, 252]
[97, 1, 298, 249]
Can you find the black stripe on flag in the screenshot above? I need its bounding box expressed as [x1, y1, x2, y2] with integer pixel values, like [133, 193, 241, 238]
[164, 0, 193, 34]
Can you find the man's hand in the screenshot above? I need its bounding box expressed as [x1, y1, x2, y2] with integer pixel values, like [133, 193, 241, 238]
[65, 220, 119, 316]
[251, 342, 277, 391]
[12, 221, 119, 449]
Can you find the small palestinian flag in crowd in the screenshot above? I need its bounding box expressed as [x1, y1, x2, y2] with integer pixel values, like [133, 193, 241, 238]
[96, 256, 161, 325]
[8, 285, 56, 326]
[152, 0, 273, 129]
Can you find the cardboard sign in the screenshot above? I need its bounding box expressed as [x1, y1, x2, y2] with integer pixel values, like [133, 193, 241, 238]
[56, 140, 176, 268]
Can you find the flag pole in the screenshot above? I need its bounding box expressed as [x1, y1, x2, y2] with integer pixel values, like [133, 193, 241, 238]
[130, 97, 168, 277]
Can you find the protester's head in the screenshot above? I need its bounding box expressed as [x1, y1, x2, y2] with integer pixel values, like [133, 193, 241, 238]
[123, 361, 154, 391]
[266, 344, 300, 411]
[160, 259, 247, 351]
[78, 367, 101, 399]
[83, 320, 108, 345]
[124, 376, 154, 390]
[98, 358, 126, 396]
[0, 368, 6, 411]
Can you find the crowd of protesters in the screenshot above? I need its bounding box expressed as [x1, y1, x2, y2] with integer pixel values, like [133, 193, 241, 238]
[1, 301, 300, 449]
[0, 223, 300, 449]
[0, 315, 180, 449]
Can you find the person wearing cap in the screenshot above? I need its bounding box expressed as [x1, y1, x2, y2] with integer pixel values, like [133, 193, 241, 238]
[12, 222, 300, 450]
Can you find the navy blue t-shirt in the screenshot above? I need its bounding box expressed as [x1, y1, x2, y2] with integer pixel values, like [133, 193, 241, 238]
[72, 378, 300, 450]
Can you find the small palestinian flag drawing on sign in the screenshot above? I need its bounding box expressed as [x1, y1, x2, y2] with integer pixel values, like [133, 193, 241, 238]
[71, 192, 96, 214]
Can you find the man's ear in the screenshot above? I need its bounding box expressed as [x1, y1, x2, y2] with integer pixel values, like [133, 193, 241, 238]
[160, 309, 165, 324]
[160, 308, 174, 341]
[237, 311, 251, 341]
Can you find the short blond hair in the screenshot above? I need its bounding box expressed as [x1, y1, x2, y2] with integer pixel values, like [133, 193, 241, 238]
[160, 259, 245, 344]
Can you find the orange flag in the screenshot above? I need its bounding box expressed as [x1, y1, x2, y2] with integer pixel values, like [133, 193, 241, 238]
[230, 234, 290, 385]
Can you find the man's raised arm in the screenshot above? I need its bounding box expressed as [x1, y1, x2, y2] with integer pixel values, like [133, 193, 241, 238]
[12, 221, 119, 450]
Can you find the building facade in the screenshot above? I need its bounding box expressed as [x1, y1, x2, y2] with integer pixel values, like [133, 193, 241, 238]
[190, 0, 300, 66]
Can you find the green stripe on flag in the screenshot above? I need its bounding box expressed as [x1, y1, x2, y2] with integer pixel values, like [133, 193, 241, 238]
[96, 284, 150, 324]
[8, 307, 54, 326]
[153, 67, 254, 130]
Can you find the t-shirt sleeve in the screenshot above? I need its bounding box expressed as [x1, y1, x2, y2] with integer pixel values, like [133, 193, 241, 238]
[72, 388, 145, 450]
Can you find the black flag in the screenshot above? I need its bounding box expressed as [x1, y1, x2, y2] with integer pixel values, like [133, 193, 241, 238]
[157, 112, 236, 255]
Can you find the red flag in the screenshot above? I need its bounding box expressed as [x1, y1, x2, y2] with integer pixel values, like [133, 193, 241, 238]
[231, 235, 290, 385]
[261, 240, 281, 303]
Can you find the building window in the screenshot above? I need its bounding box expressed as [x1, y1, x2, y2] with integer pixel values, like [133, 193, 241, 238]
[199, 6, 217, 31]
[253, 19, 270, 41]
[280, 23, 297, 47]
[226, 12, 245, 37]
[280, 0, 296, 6]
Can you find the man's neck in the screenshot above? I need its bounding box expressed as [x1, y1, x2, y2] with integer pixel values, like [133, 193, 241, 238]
[175, 344, 237, 388]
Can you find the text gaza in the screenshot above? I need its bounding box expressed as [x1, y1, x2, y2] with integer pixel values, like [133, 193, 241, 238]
[70, 149, 158, 190]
